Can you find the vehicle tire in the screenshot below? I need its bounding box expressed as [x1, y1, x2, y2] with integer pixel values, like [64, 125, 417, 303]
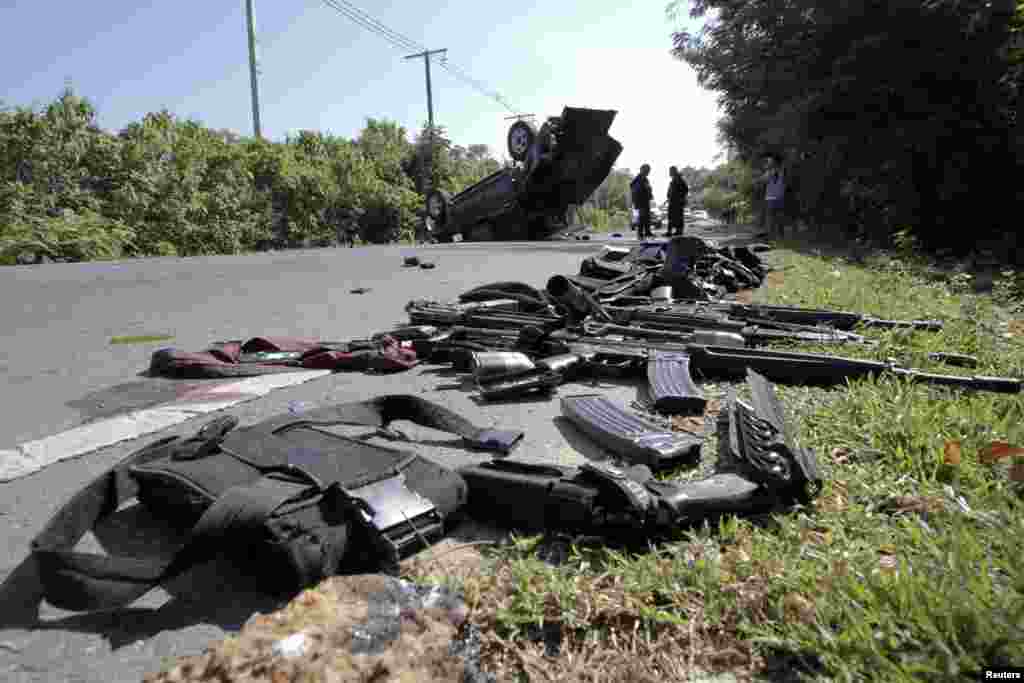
[426, 190, 449, 223]
[506, 120, 536, 162]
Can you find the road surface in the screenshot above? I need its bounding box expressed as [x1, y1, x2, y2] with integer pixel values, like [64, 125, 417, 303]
[0, 223, 759, 682]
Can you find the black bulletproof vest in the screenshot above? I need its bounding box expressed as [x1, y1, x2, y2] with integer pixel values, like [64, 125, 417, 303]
[31, 395, 522, 612]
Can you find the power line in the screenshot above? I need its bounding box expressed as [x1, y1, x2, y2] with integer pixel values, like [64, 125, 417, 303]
[321, 0, 419, 53]
[438, 60, 516, 112]
[318, 0, 518, 113]
[324, 0, 423, 52]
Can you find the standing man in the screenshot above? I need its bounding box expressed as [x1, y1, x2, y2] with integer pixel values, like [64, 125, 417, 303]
[666, 166, 689, 237]
[761, 153, 787, 238]
[630, 164, 654, 240]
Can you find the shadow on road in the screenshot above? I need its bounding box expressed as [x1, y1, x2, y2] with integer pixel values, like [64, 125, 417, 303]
[0, 504, 295, 648]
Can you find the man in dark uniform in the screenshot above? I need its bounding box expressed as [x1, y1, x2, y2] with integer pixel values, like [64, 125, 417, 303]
[666, 166, 689, 237]
[337, 207, 364, 248]
[630, 164, 653, 240]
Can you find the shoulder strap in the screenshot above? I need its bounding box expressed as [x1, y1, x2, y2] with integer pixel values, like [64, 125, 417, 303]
[258, 394, 524, 455]
[30, 417, 243, 612]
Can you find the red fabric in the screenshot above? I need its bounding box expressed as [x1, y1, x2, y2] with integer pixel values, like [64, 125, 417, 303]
[164, 350, 233, 367]
[239, 337, 324, 353]
[150, 335, 417, 377]
[301, 336, 418, 372]
[206, 341, 242, 363]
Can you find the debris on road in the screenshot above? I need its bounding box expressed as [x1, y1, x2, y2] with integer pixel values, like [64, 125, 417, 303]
[109, 333, 175, 345]
[350, 287, 372, 294]
[148, 336, 418, 377]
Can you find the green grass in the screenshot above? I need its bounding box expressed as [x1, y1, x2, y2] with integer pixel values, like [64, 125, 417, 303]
[109, 334, 175, 345]
[576, 206, 632, 233]
[408, 243, 1024, 682]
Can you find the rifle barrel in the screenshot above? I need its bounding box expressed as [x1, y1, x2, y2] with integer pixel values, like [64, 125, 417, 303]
[556, 337, 1022, 395]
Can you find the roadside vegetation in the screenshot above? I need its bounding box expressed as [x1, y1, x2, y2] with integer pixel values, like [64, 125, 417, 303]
[0, 90, 502, 264]
[406, 241, 1024, 682]
[669, 0, 1023, 259]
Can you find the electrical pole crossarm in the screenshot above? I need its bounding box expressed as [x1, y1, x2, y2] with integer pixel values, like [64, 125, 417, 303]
[404, 48, 447, 129]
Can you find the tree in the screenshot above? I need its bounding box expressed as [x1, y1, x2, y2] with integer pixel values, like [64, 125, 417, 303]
[357, 118, 414, 189]
[669, 0, 1022, 251]
[0, 89, 518, 261]
[590, 168, 632, 211]
[404, 123, 455, 194]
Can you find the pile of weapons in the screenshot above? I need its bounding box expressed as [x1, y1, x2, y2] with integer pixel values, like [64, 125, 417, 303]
[578, 238, 768, 297]
[362, 244, 1021, 528]
[380, 266, 1019, 490]
[399, 276, 1018, 405]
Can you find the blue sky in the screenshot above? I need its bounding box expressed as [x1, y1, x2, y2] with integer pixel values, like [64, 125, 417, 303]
[1, 0, 723, 199]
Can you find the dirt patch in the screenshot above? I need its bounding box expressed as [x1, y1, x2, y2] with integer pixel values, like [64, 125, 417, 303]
[144, 575, 473, 683]
[733, 288, 755, 304]
[402, 538, 491, 585]
[763, 269, 786, 290]
[670, 397, 722, 436]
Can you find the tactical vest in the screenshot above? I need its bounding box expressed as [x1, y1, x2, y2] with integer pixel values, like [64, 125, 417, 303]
[31, 395, 522, 612]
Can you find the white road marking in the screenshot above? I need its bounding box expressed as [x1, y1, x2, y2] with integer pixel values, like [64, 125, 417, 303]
[0, 369, 332, 482]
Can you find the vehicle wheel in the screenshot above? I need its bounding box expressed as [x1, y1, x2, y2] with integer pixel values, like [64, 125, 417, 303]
[426, 190, 449, 223]
[506, 120, 536, 162]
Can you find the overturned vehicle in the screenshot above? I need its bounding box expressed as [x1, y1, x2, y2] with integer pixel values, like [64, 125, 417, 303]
[425, 107, 623, 242]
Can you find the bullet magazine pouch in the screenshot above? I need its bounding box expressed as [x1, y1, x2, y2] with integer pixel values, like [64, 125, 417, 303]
[31, 395, 523, 613]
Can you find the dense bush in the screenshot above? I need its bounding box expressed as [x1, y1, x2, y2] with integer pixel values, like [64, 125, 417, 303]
[577, 205, 631, 232]
[671, 0, 1024, 256]
[0, 89, 501, 264]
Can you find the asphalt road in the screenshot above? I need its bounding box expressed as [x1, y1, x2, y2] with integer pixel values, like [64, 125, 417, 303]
[0, 224, 756, 682]
[1, 239, 615, 448]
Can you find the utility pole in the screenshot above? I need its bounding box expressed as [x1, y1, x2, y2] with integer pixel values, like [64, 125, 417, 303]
[245, 0, 263, 139]
[405, 48, 446, 192]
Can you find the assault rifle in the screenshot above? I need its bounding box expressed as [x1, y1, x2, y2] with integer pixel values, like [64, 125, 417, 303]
[406, 299, 562, 330]
[474, 328, 1021, 407]
[460, 370, 821, 529]
[634, 300, 944, 332]
[578, 321, 980, 367]
[581, 319, 873, 347]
